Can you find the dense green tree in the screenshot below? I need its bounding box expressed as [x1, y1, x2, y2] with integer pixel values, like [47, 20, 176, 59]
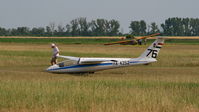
[45, 26, 51, 36]
[108, 19, 120, 36]
[140, 20, 147, 35]
[129, 20, 146, 35]
[129, 21, 140, 35]
[31, 27, 45, 36]
[48, 22, 56, 36]
[149, 22, 160, 34]
[65, 24, 71, 36]
[182, 18, 190, 36]
[70, 19, 79, 36]
[0, 27, 8, 36]
[90, 19, 107, 36]
[161, 17, 199, 36]
[90, 19, 120, 36]
[10, 27, 30, 36]
[55, 24, 65, 36]
[161, 18, 173, 35]
[77, 17, 90, 36]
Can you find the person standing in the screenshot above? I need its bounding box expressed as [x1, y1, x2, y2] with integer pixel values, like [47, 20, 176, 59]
[51, 43, 59, 65]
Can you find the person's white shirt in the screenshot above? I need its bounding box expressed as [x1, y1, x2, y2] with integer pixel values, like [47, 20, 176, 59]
[52, 46, 59, 58]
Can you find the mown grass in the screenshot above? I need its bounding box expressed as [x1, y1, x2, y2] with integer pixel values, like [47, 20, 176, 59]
[0, 42, 199, 112]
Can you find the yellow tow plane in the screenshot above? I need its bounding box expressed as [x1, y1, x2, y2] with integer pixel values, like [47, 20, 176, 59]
[104, 33, 161, 45]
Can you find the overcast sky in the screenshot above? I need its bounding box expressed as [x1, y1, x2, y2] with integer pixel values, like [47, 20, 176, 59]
[0, 0, 198, 32]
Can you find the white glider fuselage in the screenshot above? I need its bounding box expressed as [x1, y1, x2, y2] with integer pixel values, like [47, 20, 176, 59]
[47, 57, 156, 73]
[46, 37, 164, 73]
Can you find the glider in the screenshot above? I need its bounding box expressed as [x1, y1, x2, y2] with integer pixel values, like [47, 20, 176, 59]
[46, 37, 165, 74]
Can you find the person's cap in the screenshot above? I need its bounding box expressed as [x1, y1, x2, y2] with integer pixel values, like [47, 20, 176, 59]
[51, 43, 55, 47]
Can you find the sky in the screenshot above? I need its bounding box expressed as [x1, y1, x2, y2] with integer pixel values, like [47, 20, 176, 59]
[0, 0, 198, 33]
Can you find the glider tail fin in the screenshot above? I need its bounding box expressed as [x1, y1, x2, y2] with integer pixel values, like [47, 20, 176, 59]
[139, 37, 165, 59]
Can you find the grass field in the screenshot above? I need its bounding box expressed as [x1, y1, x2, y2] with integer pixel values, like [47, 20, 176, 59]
[1, 38, 199, 45]
[0, 38, 199, 112]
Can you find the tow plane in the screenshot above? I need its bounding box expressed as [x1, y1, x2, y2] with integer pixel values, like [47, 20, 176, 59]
[46, 37, 165, 74]
[104, 33, 161, 45]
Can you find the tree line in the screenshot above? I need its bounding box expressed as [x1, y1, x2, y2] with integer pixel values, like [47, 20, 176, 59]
[0, 18, 121, 37]
[0, 17, 199, 36]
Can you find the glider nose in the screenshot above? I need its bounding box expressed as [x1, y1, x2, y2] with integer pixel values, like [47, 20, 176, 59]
[46, 65, 59, 72]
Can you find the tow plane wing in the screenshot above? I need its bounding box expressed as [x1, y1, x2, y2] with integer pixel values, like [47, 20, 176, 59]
[134, 33, 161, 40]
